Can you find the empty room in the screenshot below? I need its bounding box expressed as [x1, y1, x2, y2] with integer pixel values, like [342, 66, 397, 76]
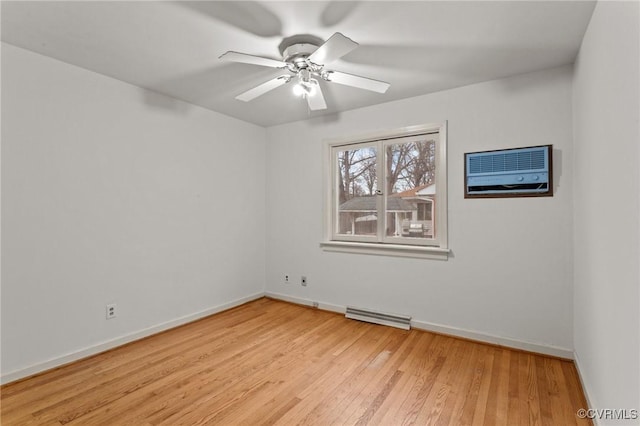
[1, 1, 638, 425]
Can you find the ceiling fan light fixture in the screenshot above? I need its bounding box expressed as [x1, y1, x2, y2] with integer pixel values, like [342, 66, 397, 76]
[292, 83, 305, 97]
[293, 69, 318, 97]
[307, 78, 319, 96]
[293, 80, 317, 97]
[303, 85, 315, 97]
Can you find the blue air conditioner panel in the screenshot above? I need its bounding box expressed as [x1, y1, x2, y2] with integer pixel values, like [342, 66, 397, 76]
[465, 145, 552, 197]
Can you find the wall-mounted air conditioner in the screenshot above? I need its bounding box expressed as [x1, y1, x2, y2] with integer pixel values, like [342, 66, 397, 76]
[464, 145, 553, 198]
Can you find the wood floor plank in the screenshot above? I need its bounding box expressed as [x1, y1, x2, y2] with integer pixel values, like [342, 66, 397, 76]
[339, 332, 420, 425]
[296, 328, 404, 425]
[274, 327, 397, 425]
[519, 352, 541, 426]
[507, 349, 521, 425]
[411, 337, 463, 425]
[470, 346, 494, 426]
[431, 338, 476, 426]
[482, 348, 510, 425]
[449, 343, 484, 426]
[1, 298, 591, 426]
[369, 332, 439, 425]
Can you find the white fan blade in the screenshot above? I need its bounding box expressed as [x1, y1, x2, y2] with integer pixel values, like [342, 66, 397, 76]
[308, 32, 358, 65]
[306, 83, 327, 111]
[236, 75, 290, 102]
[324, 71, 390, 93]
[219, 51, 287, 69]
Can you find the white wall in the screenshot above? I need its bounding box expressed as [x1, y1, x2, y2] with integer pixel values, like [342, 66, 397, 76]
[266, 66, 575, 355]
[1, 43, 266, 380]
[572, 1, 640, 422]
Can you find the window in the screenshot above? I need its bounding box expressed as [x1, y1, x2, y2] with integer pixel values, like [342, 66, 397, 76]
[322, 123, 448, 259]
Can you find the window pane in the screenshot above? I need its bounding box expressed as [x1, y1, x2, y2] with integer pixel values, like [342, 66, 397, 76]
[336, 146, 377, 236]
[384, 136, 437, 239]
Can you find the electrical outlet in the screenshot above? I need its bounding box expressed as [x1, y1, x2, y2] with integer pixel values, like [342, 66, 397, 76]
[301, 276, 307, 286]
[106, 303, 117, 320]
[284, 274, 290, 284]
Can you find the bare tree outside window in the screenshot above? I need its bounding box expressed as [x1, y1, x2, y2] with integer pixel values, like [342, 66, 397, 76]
[385, 139, 436, 195]
[337, 147, 377, 203]
[336, 146, 377, 235]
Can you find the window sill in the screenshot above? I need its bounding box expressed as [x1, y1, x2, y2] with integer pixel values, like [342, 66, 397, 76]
[320, 241, 450, 260]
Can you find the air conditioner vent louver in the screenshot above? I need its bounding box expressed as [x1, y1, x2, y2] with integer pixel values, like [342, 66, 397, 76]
[345, 306, 411, 330]
[465, 145, 552, 197]
[469, 150, 546, 174]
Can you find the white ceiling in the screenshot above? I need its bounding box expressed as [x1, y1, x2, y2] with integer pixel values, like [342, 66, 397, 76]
[1, 1, 596, 127]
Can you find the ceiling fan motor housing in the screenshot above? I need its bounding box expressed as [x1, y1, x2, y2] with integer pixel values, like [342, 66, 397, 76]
[282, 43, 319, 70]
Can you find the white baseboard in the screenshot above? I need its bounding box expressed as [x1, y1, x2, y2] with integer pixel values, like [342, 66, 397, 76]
[266, 292, 574, 359]
[411, 319, 574, 359]
[0, 292, 264, 385]
[573, 351, 598, 425]
[264, 291, 345, 314]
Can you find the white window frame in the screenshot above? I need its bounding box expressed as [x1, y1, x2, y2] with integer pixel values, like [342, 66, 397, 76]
[321, 122, 449, 260]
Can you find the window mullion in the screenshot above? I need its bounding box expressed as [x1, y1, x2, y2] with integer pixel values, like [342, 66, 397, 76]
[376, 141, 385, 242]
[331, 147, 339, 239]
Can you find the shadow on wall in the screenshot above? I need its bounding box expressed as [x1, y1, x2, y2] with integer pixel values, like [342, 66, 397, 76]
[553, 148, 563, 194]
[141, 90, 192, 114]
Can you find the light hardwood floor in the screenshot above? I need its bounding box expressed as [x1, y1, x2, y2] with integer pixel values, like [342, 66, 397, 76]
[1, 298, 590, 425]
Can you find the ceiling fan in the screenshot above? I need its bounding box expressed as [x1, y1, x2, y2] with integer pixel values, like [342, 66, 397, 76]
[219, 32, 390, 111]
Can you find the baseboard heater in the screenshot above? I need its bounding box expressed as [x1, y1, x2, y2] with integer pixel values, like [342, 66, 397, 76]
[345, 306, 411, 330]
